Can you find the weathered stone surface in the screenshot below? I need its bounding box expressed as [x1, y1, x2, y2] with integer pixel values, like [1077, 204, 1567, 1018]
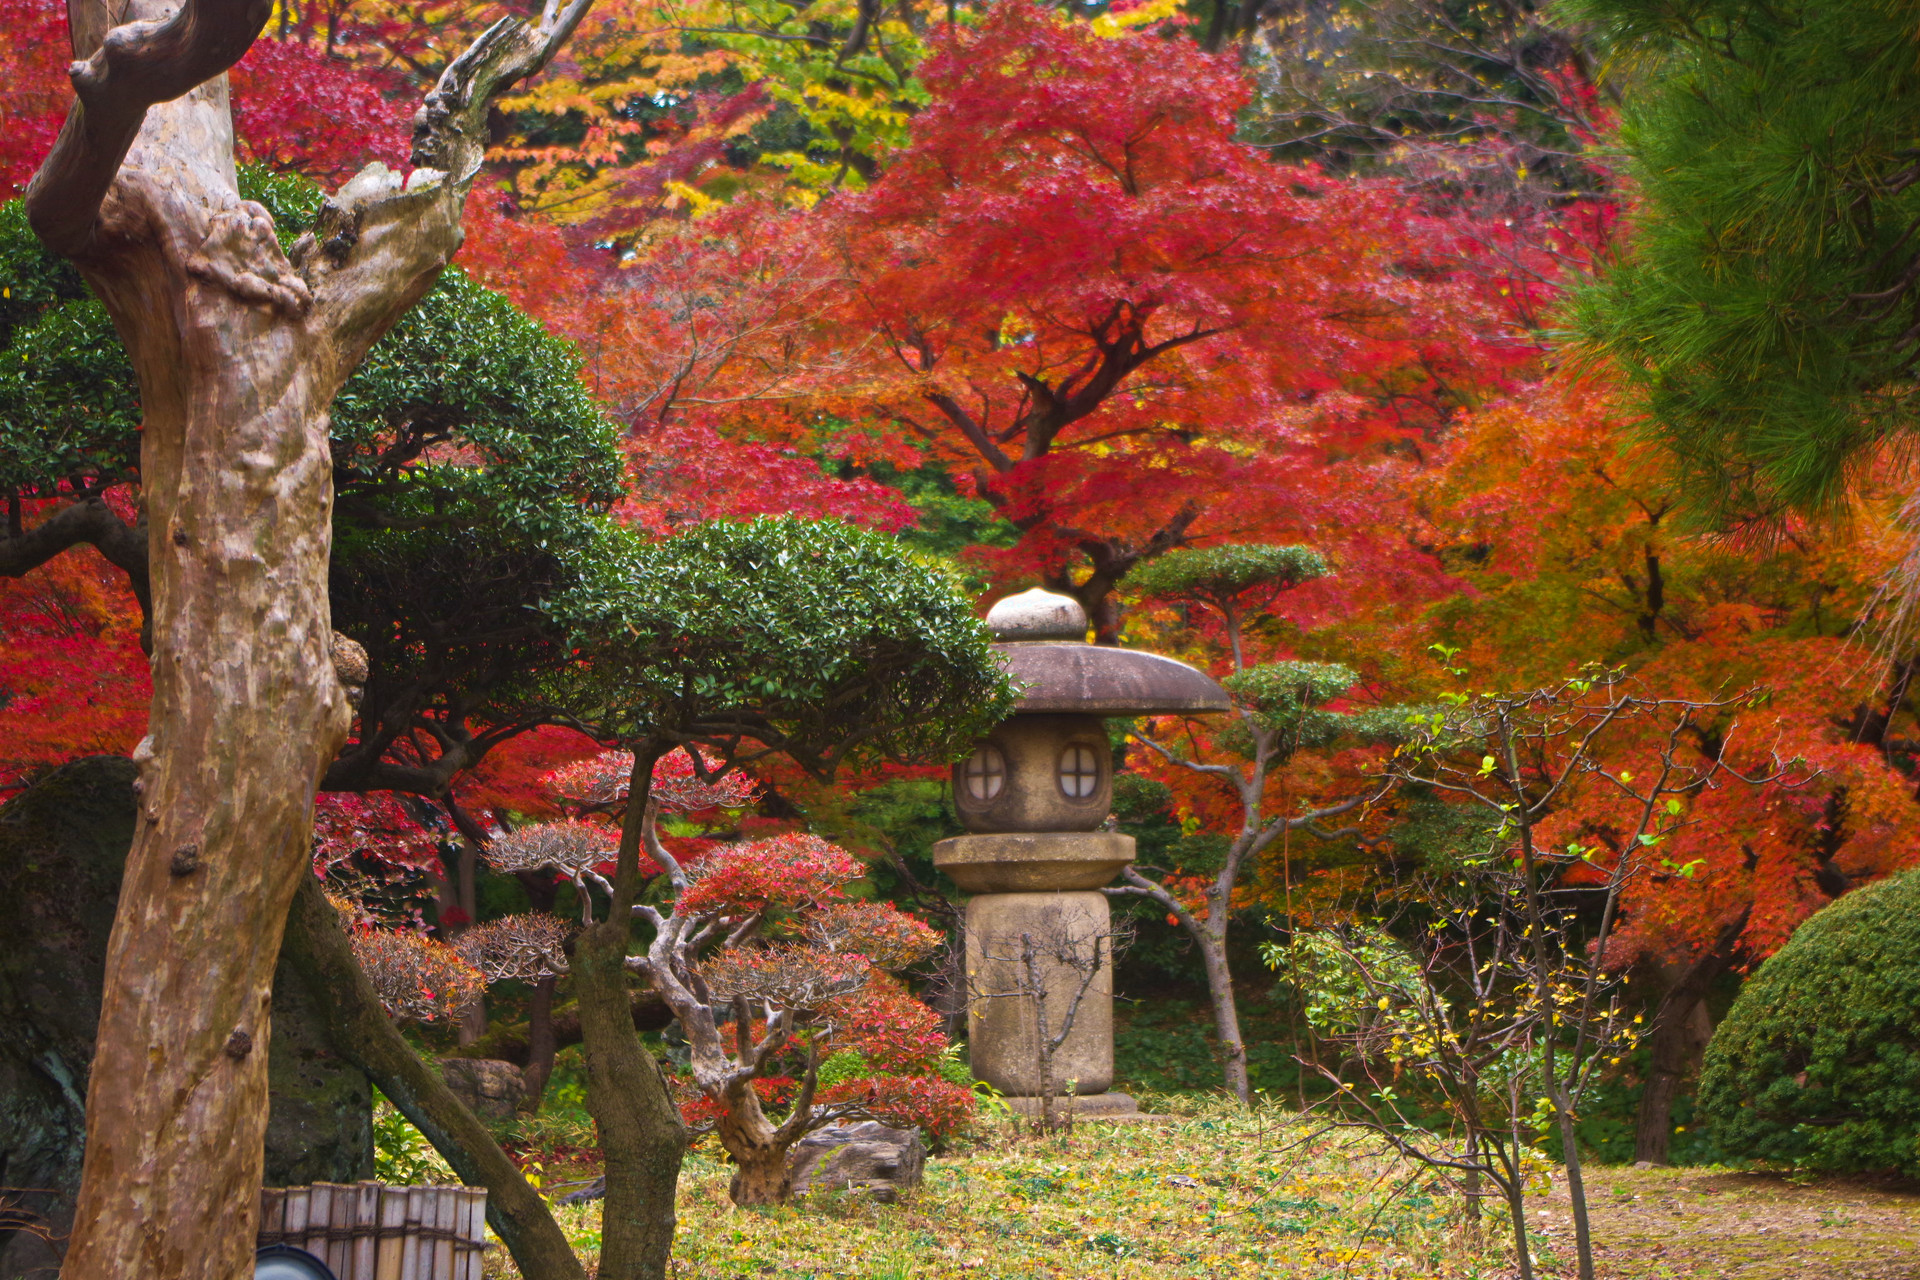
[789, 1122, 926, 1202]
[996, 642, 1229, 717]
[952, 713, 1112, 834]
[986, 588, 1088, 642]
[0, 758, 373, 1276]
[439, 1058, 527, 1125]
[935, 832, 1135, 892]
[965, 891, 1115, 1096]
[265, 958, 375, 1187]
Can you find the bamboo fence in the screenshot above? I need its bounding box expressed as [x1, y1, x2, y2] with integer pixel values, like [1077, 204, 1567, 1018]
[257, 1183, 488, 1280]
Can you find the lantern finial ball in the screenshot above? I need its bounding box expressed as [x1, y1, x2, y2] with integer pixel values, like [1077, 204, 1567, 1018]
[986, 588, 1087, 642]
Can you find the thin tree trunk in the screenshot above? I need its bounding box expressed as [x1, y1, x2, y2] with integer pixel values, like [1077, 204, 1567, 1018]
[1505, 1171, 1534, 1280]
[577, 747, 689, 1280]
[1023, 935, 1057, 1133]
[522, 973, 559, 1108]
[1635, 908, 1748, 1165]
[455, 839, 487, 1045]
[1461, 1130, 1483, 1226]
[281, 875, 585, 1280]
[1197, 927, 1250, 1103]
[1552, 1084, 1595, 1280]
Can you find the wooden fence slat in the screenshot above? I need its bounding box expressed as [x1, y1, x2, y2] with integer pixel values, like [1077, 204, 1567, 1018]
[305, 1183, 333, 1266]
[352, 1181, 381, 1280]
[377, 1186, 408, 1280]
[420, 1189, 439, 1274]
[259, 1187, 286, 1243]
[400, 1185, 425, 1280]
[456, 1187, 480, 1280]
[284, 1185, 310, 1259]
[432, 1187, 454, 1280]
[470, 1186, 490, 1280]
[328, 1184, 357, 1277]
[335, 1181, 356, 1272]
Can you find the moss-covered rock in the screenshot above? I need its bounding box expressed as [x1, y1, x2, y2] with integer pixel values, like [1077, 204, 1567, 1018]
[0, 756, 133, 1274]
[0, 757, 370, 1272]
[1698, 868, 1920, 1175]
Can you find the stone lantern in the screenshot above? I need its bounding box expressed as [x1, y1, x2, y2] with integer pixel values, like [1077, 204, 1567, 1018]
[934, 588, 1228, 1119]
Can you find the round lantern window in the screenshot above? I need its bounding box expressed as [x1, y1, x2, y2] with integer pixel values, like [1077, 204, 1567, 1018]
[961, 744, 1008, 802]
[1057, 744, 1101, 800]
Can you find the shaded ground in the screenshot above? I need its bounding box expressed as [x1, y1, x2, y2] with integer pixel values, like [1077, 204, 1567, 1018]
[1543, 1165, 1920, 1280]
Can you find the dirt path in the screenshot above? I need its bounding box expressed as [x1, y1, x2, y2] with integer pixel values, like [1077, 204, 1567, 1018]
[1540, 1165, 1920, 1279]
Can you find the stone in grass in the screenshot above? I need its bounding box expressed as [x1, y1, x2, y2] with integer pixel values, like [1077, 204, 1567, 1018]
[439, 1058, 526, 1124]
[789, 1122, 926, 1203]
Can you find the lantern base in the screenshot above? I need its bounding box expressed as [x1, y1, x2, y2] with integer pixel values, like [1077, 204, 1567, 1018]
[1001, 1092, 1140, 1120]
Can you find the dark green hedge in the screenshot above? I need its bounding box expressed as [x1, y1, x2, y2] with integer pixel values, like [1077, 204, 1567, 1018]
[1697, 869, 1920, 1175]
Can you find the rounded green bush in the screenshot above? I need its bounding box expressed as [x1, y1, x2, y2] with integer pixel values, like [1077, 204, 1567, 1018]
[1697, 869, 1920, 1175]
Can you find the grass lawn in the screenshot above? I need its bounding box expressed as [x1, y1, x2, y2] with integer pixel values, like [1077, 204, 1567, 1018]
[502, 1099, 1526, 1279]
[485, 1095, 1920, 1279]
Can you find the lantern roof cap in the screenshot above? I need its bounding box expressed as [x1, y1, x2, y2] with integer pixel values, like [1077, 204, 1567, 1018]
[997, 643, 1230, 716]
[983, 588, 1228, 716]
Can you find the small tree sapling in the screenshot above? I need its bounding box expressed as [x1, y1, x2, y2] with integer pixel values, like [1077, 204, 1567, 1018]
[454, 914, 572, 1105]
[968, 912, 1134, 1134]
[1116, 544, 1393, 1102]
[640, 831, 972, 1202]
[528, 516, 1012, 1268]
[1331, 660, 1780, 1280]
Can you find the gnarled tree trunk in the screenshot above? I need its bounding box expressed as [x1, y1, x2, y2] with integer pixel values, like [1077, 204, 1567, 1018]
[714, 1093, 795, 1205]
[26, 2, 594, 1274]
[1634, 908, 1748, 1165]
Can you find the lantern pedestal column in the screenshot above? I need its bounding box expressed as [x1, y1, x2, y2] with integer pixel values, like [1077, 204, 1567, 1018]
[936, 833, 1137, 1119]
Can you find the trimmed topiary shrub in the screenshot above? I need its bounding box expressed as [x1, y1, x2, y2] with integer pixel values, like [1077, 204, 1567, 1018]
[1697, 868, 1920, 1175]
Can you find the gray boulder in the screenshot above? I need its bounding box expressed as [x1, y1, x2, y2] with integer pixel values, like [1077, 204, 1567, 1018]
[438, 1058, 526, 1125]
[788, 1121, 926, 1202]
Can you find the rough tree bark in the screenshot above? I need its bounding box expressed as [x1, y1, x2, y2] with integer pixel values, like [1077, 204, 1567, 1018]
[575, 751, 688, 1279]
[25, 1, 594, 1275]
[1634, 907, 1748, 1165]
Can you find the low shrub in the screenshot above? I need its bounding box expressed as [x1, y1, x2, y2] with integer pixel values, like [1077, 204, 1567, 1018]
[1698, 868, 1920, 1175]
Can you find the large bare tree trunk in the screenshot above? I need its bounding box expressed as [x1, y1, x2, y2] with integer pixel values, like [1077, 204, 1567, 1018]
[1634, 908, 1747, 1165]
[26, 3, 594, 1275]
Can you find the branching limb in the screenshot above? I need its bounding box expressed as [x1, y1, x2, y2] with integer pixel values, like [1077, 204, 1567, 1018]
[298, 0, 598, 371]
[0, 495, 150, 618]
[27, 0, 273, 259]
